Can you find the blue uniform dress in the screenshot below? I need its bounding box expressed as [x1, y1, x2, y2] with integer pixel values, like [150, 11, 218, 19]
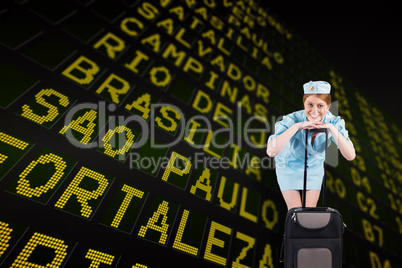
[268, 110, 353, 191]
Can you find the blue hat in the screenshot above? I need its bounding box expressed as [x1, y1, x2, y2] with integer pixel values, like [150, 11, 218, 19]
[303, 81, 331, 94]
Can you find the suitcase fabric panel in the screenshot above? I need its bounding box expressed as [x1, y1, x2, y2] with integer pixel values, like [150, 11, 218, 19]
[297, 247, 332, 268]
[297, 212, 330, 228]
[285, 210, 344, 238]
[287, 238, 342, 268]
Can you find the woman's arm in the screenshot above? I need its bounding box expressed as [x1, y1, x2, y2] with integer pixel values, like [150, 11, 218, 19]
[267, 122, 303, 157]
[325, 123, 356, 161]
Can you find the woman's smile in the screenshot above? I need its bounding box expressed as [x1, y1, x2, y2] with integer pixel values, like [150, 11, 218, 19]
[309, 113, 320, 119]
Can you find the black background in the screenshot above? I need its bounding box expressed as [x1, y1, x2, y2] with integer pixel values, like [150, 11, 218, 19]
[263, 2, 402, 125]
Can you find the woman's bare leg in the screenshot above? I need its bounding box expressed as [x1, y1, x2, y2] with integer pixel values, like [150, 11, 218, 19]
[282, 190, 302, 210]
[305, 190, 321, 207]
[282, 190, 321, 210]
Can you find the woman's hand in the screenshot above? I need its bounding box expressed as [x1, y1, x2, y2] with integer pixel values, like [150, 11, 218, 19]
[298, 121, 326, 130]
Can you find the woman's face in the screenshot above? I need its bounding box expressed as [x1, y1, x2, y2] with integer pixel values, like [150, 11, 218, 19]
[304, 95, 329, 122]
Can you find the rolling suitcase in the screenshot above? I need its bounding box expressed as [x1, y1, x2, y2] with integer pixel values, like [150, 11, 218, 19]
[280, 128, 346, 268]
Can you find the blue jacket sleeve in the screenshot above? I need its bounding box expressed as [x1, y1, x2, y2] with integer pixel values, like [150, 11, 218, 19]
[268, 113, 296, 144]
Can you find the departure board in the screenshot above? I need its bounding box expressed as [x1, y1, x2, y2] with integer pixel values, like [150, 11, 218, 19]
[0, 0, 401, 267]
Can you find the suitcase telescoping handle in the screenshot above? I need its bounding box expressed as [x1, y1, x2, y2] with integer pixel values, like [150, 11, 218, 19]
[302, 128, 328, 208]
